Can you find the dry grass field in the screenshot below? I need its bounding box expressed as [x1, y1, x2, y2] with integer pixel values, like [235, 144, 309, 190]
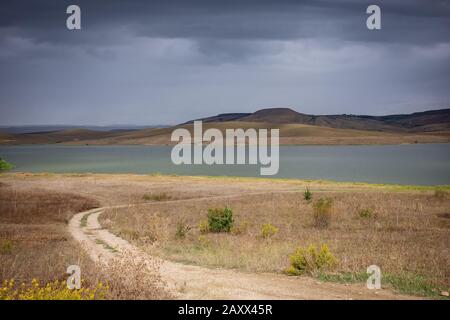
[0, 173, 449, 299]
[0, 182, 169, 299]
[100, 187, 450, 298]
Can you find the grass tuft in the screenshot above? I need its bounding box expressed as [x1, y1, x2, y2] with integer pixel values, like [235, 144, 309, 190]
[142, 193, 171, 202]
[312, 198, 333, 228]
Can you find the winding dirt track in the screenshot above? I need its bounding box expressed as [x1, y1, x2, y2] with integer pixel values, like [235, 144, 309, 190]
[69, 201, 419, 300]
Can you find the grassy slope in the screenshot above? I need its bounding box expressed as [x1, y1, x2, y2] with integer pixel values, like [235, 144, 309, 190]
[1, 122, 449, 145]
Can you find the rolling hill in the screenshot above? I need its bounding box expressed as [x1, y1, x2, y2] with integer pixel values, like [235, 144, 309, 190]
[1, 108, 449, 146]
[188, 107, 450, 132]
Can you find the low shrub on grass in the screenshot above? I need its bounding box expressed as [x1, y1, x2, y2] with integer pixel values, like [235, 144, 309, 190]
[312, 198, 333, 228]
[359, 208, 374, 218]
[0, 240, 13, 255]
[198, 219, 210, 234]
[286, 244, 336, 276]
[303, 187, 312, 202]
[175, 221, 192, 239]
[207, 207, 234, 232]
[0, 159, 13, 171]
[261, 223, 278, 239]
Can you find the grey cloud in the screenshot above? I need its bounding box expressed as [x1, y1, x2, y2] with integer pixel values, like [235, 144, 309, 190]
[0, 0, 449, 125]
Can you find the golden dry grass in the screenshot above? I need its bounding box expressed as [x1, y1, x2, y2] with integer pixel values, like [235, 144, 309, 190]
[0, 184, 168, 299]
[101, 189, 450, 295]
[1, 173, 449, 297]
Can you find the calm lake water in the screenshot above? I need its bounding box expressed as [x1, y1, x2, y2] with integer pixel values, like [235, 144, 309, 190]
[0, 144, 449, 185]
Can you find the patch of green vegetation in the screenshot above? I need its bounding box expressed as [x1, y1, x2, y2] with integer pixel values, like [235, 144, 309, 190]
[318, 271, 368, 283]
[207, 207, 234, 232]
[0, 239, 13, 255]
[303, 187, 312, 202]
[358, 208, 374, 218]
[0, 159, 13, 171]
[318, 271, 447, 299]
[95, 239, 118, 253]
[383, 273, 445, 298]
[80, 213, 91, 228]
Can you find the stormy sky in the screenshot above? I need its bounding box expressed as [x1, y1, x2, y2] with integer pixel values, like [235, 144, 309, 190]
[1, 0, 449, 126]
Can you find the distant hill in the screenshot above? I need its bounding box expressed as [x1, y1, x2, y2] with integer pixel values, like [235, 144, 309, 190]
[187, 107, 450, 132]
[1, 108, 449, 146]
[0, 125, 168, 134]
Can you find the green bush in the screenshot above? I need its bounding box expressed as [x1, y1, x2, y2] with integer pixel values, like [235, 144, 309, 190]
[207, 207, 233, 232]
[286, 244, 336, 276]
[312, 198, 333, 228]
[359, 208, 374, 218]
[303, 187, 312, 202]
[0, 159, 13, 171]
[261, 223, 278, 239]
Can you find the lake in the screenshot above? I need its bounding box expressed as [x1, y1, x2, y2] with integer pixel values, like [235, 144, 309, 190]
[0, 144, 449, 185]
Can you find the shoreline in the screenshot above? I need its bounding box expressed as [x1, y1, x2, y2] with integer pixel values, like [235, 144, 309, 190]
[1, 140, 450, 147]
[2, 172, 449, 191]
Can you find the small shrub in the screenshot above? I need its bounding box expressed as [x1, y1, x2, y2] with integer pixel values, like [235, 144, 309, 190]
[303, 187, 312, 202]
[198, 219, 210, 234]
[98, 250, 169, 299]
[359, 208, 374, 218]
[312, 198, 333, 228]
[207, 207, 233, 232]
[231, 221, 249, 235]
[175, 221, 192, 239]
[142, 193, 171, 201]
[0, 159, 13, 172]
[286, 244, 336, 276]
[261, 223, 279, 239]
[0, 240, 13, 255]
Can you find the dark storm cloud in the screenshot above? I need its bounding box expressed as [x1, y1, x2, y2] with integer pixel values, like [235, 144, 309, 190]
[1, 0, 450, 44]
[0, 0, 449, 125]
